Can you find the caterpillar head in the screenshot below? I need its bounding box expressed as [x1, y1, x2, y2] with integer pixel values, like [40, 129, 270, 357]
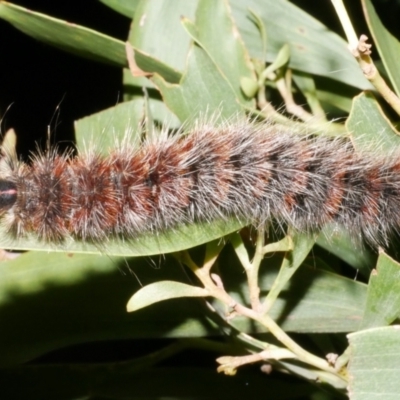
[0, 180, 17, 213]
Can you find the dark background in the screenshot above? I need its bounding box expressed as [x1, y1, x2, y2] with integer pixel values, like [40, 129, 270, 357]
[0, 0, 398, 157]
[0, 0, 130, 156]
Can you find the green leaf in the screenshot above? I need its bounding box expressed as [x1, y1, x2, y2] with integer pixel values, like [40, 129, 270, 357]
[348, 326, 400, 400]
[132, 47, 183, 84]
[229, 232, 251, 269]
[270, 266, 366, 333]
[347, 92, 400, 152]
[153, 45, 244, 122]
[314, 76, 362, 113]
[99, 0, 138, 17]
[316, 89, 353, 113]
[182, 0, 256, 107]
[123, 0, 197, 96]
[361, 252, 400, 329]
[362, 0, 400, 97]
[317, 224, 376, 273]
[128, 0, 198, 73]
[263, 232, 315, 313]
[0, 252, 219, 365]
[230, 0, 372, 90]
[247, 8, 267, 58]
[74, 99, 146, 154]
[74, 97, 180, 148]
[262, 43, 291, 77]
[0, 219, 245, 257]
[127, 281, 209, 312]
[0, 1, 127, 67]
[0, 2, 180, 84]
[293, 72, 326, 118]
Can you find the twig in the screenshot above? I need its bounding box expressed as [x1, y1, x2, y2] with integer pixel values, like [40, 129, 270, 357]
[331, 0, 400, 116]
[276, 69, 315, 122]
[262, 235, 293, 255]
[331, 0, 359, 49]
[178, 251, 347, 385]
[246, 227, 265, 311]
[216, 347, 296, 375]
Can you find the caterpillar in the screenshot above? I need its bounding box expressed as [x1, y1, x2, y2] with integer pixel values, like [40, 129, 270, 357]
[0, 119, 397, 247]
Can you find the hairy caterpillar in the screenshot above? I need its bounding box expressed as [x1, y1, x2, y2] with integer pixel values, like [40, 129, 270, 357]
[0, 119, 397, 248]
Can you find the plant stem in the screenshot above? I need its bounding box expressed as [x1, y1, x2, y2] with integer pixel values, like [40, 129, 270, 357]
[331, 1, 400, 116]
[245, 227, 265, 311]
[331, 0, 359, 49]
[233, 302, 343, 378]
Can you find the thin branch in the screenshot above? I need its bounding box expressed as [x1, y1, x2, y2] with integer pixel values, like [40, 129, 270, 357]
[276, 69, 315, 122]
[331, 0, 359, 49]
[178, 251, 347, 386]
[331, 1, 400, 116]
[216, 347, 296, 375]
[246, 227, 265, 311]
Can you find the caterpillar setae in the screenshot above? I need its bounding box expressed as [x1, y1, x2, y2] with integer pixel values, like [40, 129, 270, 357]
[0, 118, 397, 248]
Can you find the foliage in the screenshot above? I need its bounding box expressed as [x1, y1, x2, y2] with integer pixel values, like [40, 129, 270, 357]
[0, 0, 400, 398]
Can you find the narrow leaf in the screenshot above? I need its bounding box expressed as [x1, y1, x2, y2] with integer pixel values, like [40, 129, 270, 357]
[0, 1, 126, 67]
[362, 0, 400, 97]
[127, 281, 209, 312]
[99, 0, 138, 18]
[0, 219, 245, 257]
[317, 224, 376, 274]
[263, 232, 315, 313]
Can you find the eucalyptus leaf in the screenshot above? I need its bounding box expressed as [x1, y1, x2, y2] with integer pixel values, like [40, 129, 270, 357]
[263, 232, 315, 314]
[347, 92, 400, 152]
[361, 252, 400, 329]
[348, 326, 400, 400]
[123, 0, 197, 97]
[362, 0, 400, 97]
[0, 1, 182, 83]
[152, 45, 244, 122]
[317, 225, 376, 273]
[230, 0, 372, 90]
[127, 281, 209, 312]
[316, 89, 353, 113]
[217, 254, 367, 333]
[74, 99, 146, 153]
[182, 0, 256, 107]
[0, 252, 218, 365]
[127, 0, 198, 73]
[98, 0, 138, 18]
[0, 1, 127, 67]
[0, 219, 245, 257]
